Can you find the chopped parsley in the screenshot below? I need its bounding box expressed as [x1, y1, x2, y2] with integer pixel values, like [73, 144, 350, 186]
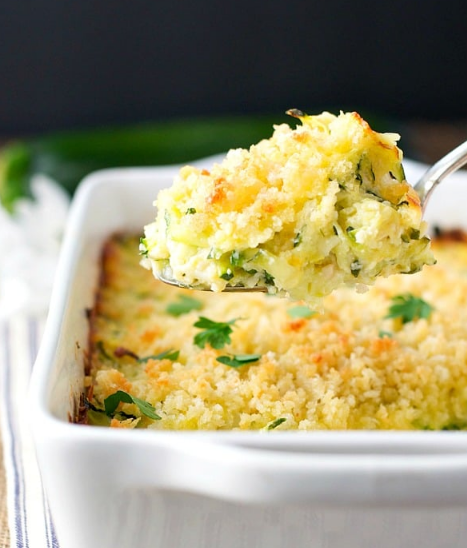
[216, 353, 261, 368]
[185, 207, 197, 214]
[287, 306, 317, 319]
[111, 346, 179, 362]
[166, 294, 203, 317]
[193, 316, 238, 349]
[104, 390, 161, 421]
[385, 293, 434, 324]
[267, 417, 287, 430]
[138, 349, 180, 363]
[86, 390, 161, 422]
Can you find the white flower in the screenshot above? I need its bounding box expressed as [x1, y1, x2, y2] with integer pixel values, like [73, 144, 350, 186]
[0, 175, 70, 319]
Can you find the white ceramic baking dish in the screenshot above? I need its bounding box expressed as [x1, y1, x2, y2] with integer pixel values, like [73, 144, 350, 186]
[30, 157, 467, 548]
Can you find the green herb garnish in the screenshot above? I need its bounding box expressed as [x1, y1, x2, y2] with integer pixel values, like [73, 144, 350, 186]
[86, 390, 161, 422]
[138, 349, 180, 363]
[385, 293, 434, 324]
[267, 417, 287, 430]
[112, 346, 179, 362]
[185, 207, 196, 214]
[287, 306, 317, 319]
[193, 316, 238, 349]
[166, 295, 203, 317]
[104, 390, 161, 421]
[216, 353, 261, 368]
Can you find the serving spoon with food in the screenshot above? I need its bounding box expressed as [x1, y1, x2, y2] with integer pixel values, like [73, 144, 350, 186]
[143, 111, 467, 299]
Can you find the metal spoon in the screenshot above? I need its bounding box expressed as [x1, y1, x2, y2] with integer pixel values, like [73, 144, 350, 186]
[157, 273, 268, 292]
[158, 140, 467, 292]
[414, 139, 467, 211]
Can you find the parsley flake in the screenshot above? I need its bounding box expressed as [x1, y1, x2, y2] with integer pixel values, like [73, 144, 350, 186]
[166, 295, 203, 317]
[385, 293, 434, 324]
[138, 349, 180, 363]
[267, 417, 287, 430]
[193, 316, 238, 349]
[216, 353, 261, 368]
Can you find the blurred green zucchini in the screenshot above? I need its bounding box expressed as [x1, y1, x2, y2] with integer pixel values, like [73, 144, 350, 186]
[0, 113, 290, 211]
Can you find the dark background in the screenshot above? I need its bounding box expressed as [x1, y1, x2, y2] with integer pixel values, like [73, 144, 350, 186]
[1, 0, 466, 136]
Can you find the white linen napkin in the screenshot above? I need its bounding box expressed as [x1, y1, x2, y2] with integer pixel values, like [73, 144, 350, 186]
[0, 156, 460, 548]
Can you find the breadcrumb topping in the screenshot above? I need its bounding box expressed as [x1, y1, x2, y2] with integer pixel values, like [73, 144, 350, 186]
[87, 234, 467, 431]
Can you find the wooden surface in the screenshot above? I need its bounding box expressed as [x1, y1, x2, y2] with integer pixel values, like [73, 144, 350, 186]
[0, 118, 466, 548]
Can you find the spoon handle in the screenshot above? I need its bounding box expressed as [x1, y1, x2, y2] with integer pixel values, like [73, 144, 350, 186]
[414, 139, 467, 210]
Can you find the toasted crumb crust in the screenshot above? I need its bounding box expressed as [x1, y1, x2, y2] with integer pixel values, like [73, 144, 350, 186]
[87, 233, 467, 431]
[142, 111, 434, 303]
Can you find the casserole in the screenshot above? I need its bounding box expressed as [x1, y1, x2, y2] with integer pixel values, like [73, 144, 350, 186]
[142, 111, 433, 301]
[30, 158, 467, 548]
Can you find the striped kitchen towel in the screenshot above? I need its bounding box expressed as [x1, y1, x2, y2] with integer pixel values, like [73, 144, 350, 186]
[0, 316, 58, 548]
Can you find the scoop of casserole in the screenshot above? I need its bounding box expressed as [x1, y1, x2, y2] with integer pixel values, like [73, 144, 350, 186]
[141, 110, 435, 302]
